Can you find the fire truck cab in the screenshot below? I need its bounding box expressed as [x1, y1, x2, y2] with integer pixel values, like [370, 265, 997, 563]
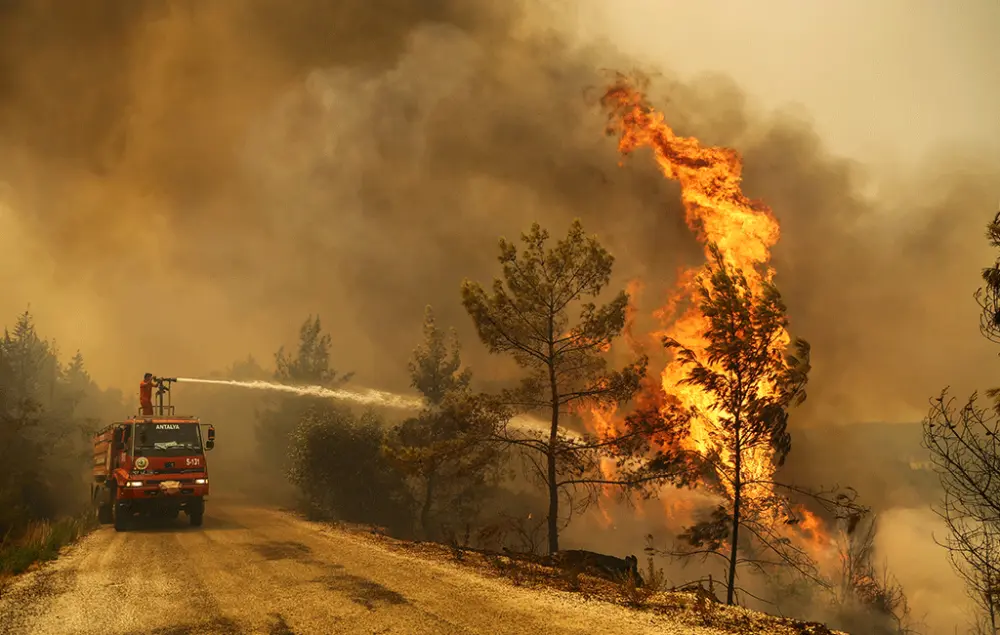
[91, 377, 215, 532]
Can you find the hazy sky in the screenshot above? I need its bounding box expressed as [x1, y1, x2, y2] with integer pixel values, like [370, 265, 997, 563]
[577, 0, 1000, 166]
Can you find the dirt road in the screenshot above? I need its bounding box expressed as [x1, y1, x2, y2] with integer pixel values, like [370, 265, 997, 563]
[0, 500, 710, 635]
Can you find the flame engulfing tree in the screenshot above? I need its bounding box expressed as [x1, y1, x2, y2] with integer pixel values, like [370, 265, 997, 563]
[383, 306, 503, 539]
[923, 209, 1000, 634]
[665, 244, 813, 605]
[461, 219, 647, 554]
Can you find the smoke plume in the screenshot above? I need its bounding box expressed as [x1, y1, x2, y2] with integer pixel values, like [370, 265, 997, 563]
[1, 1, 998, 630]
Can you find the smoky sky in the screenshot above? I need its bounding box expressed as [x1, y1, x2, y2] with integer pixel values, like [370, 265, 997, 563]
[2, 4, 997, 630]
[0, 0, 997, 431]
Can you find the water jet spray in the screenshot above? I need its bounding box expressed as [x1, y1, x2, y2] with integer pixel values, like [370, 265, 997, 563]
[174, 377, 426, 410]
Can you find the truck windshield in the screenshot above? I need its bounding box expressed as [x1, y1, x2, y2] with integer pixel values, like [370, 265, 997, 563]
[133, 423, 202, 456]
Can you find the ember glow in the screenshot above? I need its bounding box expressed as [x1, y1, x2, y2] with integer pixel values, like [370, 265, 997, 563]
[597, 76, 830, 552]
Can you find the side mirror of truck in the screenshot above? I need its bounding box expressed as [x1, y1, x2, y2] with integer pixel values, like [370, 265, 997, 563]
[205, 426, 215, 451]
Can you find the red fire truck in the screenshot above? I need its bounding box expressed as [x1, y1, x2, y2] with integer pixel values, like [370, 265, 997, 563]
[91, 377, 215, 531]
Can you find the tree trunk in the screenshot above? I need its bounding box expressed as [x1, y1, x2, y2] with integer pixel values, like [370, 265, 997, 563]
[988, 583, 997, 635]
[547, 326, 560, 555]
[420, 469, 436, 539]
[727, 422, 741, 606]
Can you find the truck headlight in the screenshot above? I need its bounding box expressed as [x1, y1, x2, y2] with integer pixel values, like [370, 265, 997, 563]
[194, 478, 208, 485]
[127, 481, 143, 488]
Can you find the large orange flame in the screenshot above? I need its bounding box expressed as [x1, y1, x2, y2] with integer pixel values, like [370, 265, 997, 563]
[602, 77, 784, 500]
[595, 76, 829, 553]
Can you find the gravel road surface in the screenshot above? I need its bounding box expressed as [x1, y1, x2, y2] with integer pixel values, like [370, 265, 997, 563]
[0, 500, 717, 635]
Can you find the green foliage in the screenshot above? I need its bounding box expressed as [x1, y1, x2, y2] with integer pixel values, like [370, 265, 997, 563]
[662, 244, 812, 605]
[408, 306, 472, 406]
[461, 219, 646, 553]
[0, 513, 97, 576]
[287, 407, 414, 534]
[0, 310, 122, 541]
[386, 398, 504, 538]
[384, 306, 501, 538]
[275, 315, 353, 386]
[256, 316, 355, 480]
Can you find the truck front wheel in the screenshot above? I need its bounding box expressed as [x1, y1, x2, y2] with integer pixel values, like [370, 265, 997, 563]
[187, 499, 204, 527]
[112, 489, 129, 532]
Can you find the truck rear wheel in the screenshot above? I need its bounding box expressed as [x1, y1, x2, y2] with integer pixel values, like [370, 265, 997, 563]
[93, 486, 110, 524]
[97, 500, 112, 525]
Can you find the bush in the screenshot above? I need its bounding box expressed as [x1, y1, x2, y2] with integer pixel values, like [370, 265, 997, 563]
[0, 513, 97, 576]
[287, 406, 415, 535]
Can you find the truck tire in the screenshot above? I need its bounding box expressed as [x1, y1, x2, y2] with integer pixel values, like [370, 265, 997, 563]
[95, 485, 112, 524]
[97, 500, 112, 525]
[188, 510, 204, 527]
[113, 509, 128, 532]
[112, 489, 128, 532]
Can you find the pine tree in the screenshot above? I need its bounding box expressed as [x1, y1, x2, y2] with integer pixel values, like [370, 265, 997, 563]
[384, 306, 499, 538]
[462, 220, 646, 553]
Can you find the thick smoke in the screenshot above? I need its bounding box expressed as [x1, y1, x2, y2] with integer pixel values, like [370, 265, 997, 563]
[0, 0, 700, 391]
[1, 1, 998, 630]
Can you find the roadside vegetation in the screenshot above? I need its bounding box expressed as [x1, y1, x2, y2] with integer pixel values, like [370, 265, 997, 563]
[261, 219, 914, 634]
[0, 311, 123, 579]
[0, 513, 96, 579]
[8, 216, 979, 634]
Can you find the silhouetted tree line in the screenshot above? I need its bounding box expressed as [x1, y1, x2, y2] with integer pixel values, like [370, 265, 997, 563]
[0, 311, 123, 541]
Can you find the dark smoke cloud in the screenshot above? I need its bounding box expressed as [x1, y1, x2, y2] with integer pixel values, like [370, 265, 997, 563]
[0, 0, 701, 390]
[1, 0, 996, 442]
[2, 1, 998, 630]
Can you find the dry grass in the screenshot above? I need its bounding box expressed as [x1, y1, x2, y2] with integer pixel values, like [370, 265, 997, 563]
[616, 555, 668, 607]
[314, 516, 847, 635]
[0, 514, 97, 580]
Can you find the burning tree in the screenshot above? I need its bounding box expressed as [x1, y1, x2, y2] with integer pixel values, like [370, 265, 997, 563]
[461, 219, 647, 554]
[599, 74, 868, 608]
[383, 306, 503, 539]
[922, 209, 1000, 634]
[662, 244, 815, 605]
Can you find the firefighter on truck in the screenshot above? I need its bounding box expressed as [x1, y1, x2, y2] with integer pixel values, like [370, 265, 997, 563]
[139, 372, 155, 415]
[91, 374, 215, 532]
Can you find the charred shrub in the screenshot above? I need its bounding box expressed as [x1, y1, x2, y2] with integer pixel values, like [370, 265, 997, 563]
[287, 406, 414, 535]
